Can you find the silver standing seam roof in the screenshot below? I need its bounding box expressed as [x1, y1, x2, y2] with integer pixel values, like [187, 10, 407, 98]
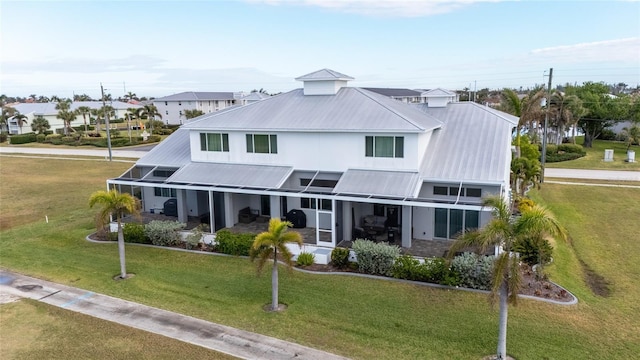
[154, 92, 236, 102]
[418, 102, 518, 183]
[168, 162, 293, 189]
[183, 87, 442, 133]
[334, 169, 421, 198]
[136, 128, 191, 167]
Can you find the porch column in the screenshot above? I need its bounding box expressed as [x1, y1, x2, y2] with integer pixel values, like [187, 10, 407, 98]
[342, 201, 352, 241]
[401, 205, 412, 248]
[269, 195, 280, 220]
[208, 190, 215, 233]
[224, 192, 234, 227]
[177, 189, 188, 223]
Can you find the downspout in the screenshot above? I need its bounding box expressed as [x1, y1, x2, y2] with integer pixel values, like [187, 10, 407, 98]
[454, 181, 463, 204]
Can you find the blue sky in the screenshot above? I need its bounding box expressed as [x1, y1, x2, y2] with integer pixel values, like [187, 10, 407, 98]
[1, 0, 638, 99]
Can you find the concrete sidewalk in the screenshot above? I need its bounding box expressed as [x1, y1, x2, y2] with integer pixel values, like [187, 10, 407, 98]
[0, 270, 349, 360]
[545, 168, 640, 181]
[0, 146, 144, 159]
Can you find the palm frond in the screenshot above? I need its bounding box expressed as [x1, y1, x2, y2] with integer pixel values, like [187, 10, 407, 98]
[507, 254, 522, 305]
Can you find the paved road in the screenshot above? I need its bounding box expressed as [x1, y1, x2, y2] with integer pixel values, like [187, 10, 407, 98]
[0, 270, 349, 360]
[544, 168, 640, 181]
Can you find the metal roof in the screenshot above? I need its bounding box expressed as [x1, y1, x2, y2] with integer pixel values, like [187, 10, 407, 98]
[421, 88, 456, 97]
[417, 102, 518, 183]
[295, 69, 354, 81]
[136, 128, 191, 167]
[334, 169, 421, 198]
[183, 87, 442, 133]
[154, 92, 236, 102]
[362, 88, 423, 97]
[168, 162, 293, 188]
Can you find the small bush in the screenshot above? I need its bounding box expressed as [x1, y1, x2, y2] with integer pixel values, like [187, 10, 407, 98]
[123, 223, 149, 244]
[352, 239, 401, 276]
[451, 253, 495, 290]
[296, 252, 315, 267]
[514, 235, 553, 266]
[8, 133, 37, 144]
[144, 220, 185, 246]
[36, 134, 46, 143]
[331, 247, 351, 269]
[216, 229, 255, 256]
[185, 224, 209, 250]
[391, 256, 459, 285]
[0, 133, 7, 143]
[45, 134, 62, 143]
[557, 144, 585, 154]
[598, 129, 616, 140]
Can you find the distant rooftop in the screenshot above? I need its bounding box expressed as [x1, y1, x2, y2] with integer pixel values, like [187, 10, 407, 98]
[154, 92, 236, 102]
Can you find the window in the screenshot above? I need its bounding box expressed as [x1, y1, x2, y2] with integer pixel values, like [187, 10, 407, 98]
[300, 198, 331, 210]
[433, 186, 448, 195]
[153, 169, 175, 178]
[154, 187, 176, 198]
[301, 198, 316, 209]
[434, 209, 479, 239]
[466, 188, 482, 198]
[165, 110, 168, 115]
[246, 134, 277, 154]
[200, 133, 229, 152]
[365, 136, 404, 158]
[300, 178, 338, 188]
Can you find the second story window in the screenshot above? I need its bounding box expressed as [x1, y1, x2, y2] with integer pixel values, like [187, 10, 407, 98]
[365, 136, 404, 158]
[200, 133, 229, 152]
[246, 134, 277, 154]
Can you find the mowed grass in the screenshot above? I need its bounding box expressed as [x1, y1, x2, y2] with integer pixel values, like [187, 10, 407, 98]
[1, 156, 640, 359]
[0, 299, 236, 360]
[545, 137, 640, 170]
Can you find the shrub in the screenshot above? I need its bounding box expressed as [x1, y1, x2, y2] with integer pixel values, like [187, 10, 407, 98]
[8, 133, 37, 144]
[391, 256, 459, 285]
[330, 247, 351, 269]
[296, 252, 315, 267]
[515, 197, 536, 213]
[598, 129, 616, 140]
[451, 253, 495, 290]
[215, 229, 255, 256]
[557, 144, 585, 154]
[123, 223, 149, 244]
[144, 220, 185, 246]
[0, 133, 7, 143]
[45, 134, 62, 143]
[352, 239, 401, 276]
[158, 128, 173, 135]
[514, 235, 553, 266]
[185, 224, 209, 250]
[36, 134, 46, 143]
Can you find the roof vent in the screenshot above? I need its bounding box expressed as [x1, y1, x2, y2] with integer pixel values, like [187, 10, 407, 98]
[295, 69, 354, 96]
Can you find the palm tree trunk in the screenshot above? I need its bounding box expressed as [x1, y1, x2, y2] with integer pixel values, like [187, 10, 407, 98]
[496, 280, 509, 359]
[117, 219, 127, 279]
[272, 249, 278, 311]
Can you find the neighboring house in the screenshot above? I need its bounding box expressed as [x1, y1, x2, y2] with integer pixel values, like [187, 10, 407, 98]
[153, 92, 242, 125]
[237, 91, 271, 105]
[8, 101, 141, 134]
[419, 88, 459, 107]
[363, 88, 427, 103]
[108, 69, 517, 261]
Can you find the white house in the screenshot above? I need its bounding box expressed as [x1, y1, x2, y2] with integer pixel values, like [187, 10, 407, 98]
[8, 101, 141, 134]
[108, 69, 517, 260]
[363, 88, 427, 103]
[153, 92, 242, 125]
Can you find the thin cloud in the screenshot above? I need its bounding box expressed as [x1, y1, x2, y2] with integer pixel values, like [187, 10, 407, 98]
[530, 38, 640, 63]
[246, 0, 502, 17]
[2, 55, 166, 74]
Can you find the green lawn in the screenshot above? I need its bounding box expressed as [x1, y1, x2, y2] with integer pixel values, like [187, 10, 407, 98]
[545, 137, 639, 170]
[0, 299, 235, 359]
[1, 156, 639, 359]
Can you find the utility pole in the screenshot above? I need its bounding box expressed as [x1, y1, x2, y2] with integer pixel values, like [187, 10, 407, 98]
[541, 68, 553, 183]
[473, 80, 477, 102]
[101, 83, 113, 161]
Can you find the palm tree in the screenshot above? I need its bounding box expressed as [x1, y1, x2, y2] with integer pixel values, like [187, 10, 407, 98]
[89, 189, 140, 279]
[250, 218, 303, 311]
[37, 95, 50, 103]
[31, 116, 50, 134]
[137, 104, 162, 132]
[499, 88, 546, 156]
[448, 196, 566, 360]
[56, 100, 75, 135]
[1, 106, 16, 134]
[73, 93, 92, 101]
[621, 124, 640, 152]
[75, 106, 92, 133]
[549, 91, 584, 145]
[184, 109, 204, 119]
[126, 107, 138, 139]
[12, 112, 28, 134]
[124, 91, 138, 102]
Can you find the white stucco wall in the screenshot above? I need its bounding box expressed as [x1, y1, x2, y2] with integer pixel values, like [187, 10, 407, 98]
[190, 131, 422, 172]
